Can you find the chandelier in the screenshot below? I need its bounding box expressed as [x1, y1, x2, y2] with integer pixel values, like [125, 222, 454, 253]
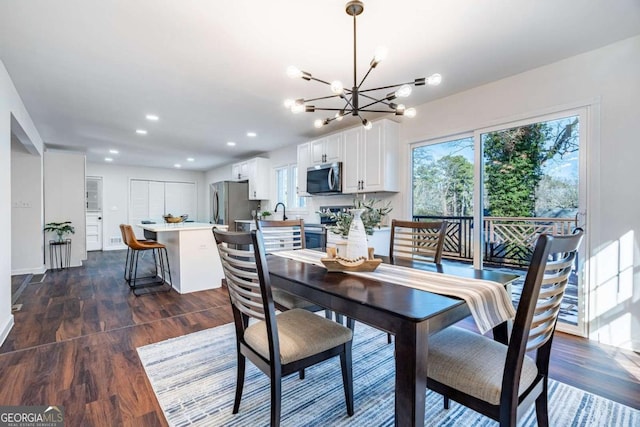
[284, 0, 441, 130]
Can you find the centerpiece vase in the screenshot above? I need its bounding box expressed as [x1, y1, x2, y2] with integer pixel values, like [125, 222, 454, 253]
[346, 208, 368, 259]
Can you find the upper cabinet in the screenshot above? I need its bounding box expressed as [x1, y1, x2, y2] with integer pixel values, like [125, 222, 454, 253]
[297, 142, 311, 196]
[231, 157, 269, 200]
[342, 119, 399, 194]
[311, 133, 343, 165]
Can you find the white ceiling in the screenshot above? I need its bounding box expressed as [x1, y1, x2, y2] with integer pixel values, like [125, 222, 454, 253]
[1, 0, 639, 171]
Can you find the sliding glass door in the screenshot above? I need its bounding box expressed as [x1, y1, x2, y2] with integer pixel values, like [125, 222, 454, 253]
[412, 108, 588, 336]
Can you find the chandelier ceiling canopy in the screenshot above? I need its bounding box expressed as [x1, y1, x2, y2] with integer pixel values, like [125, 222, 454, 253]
[284, 0, 442, 130]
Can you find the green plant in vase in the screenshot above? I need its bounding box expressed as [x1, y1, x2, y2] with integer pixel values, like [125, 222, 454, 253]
[319, 198, 393, 238]
[44, 221, 75, 242]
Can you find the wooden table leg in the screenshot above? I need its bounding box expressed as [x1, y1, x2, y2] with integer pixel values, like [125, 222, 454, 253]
[394, 321, 428, 427]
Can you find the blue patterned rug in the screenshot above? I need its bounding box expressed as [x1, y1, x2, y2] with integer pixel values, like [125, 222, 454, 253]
[138, 322, 639, 426]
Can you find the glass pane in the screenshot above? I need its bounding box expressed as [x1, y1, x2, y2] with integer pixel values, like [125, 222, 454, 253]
[482, 115, 580, 327]
[412, 136, 474, 261]
[276, 167, 287, 204]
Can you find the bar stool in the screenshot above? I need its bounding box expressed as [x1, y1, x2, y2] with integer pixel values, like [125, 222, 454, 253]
[121, 224, 172, 296]
[119, 224, 158, 283]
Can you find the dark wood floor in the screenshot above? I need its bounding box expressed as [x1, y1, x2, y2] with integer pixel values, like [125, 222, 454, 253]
[1, 250, 638, 426]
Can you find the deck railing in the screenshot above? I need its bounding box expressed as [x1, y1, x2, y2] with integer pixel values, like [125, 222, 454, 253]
[412, 215, 577, 267]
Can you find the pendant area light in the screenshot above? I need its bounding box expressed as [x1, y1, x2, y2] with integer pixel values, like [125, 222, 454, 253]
[285, 0, 441, 129]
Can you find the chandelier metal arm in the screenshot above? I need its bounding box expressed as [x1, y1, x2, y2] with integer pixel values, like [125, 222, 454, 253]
[302, 94, 346, 103]
[357, 65, 375, 89]
[358, 93, 393, 107]
[359, 97, 393, 110]
[358, 81, 421, 94]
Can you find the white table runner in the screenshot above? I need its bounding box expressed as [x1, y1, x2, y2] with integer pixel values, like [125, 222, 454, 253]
[270, 249, 516, 334]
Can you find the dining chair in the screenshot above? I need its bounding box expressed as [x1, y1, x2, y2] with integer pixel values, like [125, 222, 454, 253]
[256, 219, 330, 315]
[213, 228, 354, 427]
[386, 219, 447, 342]
[425, 230, 583, 427]
[389, 219, 447, 264]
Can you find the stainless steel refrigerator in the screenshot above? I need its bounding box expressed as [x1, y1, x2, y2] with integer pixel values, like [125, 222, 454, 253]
[210, 181, 259, 227]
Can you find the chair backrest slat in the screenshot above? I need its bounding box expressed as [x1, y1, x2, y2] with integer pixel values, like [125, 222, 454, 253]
[257, 219, 306, 253]
[502, 230, 582, 409]
[390, 219, 447, 264]
[525, 249, 577, 351]
[216, 234, 266, 321]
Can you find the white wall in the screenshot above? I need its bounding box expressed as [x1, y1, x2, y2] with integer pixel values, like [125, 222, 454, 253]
[398, 35, 640, 350]
[86, 162, 206, 250]
[11, 139, 44, 274]
[44, 151, 87, 268]
[1, 59, 44, 345]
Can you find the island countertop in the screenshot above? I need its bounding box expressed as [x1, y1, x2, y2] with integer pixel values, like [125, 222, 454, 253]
[137, 222, 227, 232]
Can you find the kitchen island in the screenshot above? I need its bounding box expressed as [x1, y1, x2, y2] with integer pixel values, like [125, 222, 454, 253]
[137, 222, 228, 294]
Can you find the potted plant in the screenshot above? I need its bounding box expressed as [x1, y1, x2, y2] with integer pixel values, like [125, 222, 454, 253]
[44, 221, 75, 242]
[259, 211, 272, 220]
[319, 198, 393, 238]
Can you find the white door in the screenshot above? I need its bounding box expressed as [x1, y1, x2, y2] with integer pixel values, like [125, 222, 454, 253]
[86, 212, 102, 251]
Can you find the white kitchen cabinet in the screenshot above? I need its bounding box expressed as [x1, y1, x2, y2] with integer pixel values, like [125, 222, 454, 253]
[246, 157, 269, 200]
[296, 142, 311, 196]
[342, 119, 399, 193]
[231, 157, 269, 200]
[231, 161, 250, 181]
[311, 133, 342, 165]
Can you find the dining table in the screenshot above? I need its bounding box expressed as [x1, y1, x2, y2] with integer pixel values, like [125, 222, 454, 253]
[266, 250, 520, 427]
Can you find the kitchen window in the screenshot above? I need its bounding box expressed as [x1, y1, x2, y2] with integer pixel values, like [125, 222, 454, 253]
[275, 164, 306, 210]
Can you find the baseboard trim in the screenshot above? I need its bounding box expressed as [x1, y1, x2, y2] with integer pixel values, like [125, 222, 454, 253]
[103, 245, 127, 251]
[0, 314, 15, 347]
[11, 265, 47, 276]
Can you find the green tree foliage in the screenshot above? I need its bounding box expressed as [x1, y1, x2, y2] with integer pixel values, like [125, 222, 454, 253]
[483, 118, 578, 217]
[413, 154, 473, 216]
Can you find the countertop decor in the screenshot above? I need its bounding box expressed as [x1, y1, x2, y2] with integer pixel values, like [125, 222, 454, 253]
[319, 198, 392, 238]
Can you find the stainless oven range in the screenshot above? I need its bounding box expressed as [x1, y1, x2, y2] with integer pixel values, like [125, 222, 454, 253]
[304, 205, 353, 249]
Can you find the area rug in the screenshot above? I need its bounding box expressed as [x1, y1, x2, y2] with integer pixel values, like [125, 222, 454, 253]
[138, 322, 639, 426]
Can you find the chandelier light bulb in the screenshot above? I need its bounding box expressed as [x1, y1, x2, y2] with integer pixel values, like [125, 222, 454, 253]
[314, 119, 324, 128]
[396, 104, 406, 115]
[371, 47, 388, 67]
[362, 119, 373, 130]
[335, 111, 344, 121]
[291, 103, 305, 114]
[405, 107, 417, 118]
[396, 84, 412, 98]
[286, 66, 303, 79]
[427, 73, 442, 86]
[284, 99, 294, 108]
[331, 80, 344, 95]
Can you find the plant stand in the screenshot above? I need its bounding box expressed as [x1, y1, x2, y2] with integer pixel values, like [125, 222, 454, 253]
[49, 239, 71, 270]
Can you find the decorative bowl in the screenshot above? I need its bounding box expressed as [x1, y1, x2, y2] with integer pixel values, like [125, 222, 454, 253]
[164, 215, 183, 223]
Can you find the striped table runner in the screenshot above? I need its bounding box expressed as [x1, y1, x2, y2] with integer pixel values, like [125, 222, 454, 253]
[270, 249, 516, 334]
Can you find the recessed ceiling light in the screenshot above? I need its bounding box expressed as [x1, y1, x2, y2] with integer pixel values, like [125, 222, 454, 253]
[109, 149, 119, 154]
[174, 163, 182, 168]
[246, 132, 257, 137]
[136, 129, 148, 135]
[146, 114, 159, 121]
[227, 141, 236, 147]
[105, 157, 113, 162]
[186, 157, 195, 162]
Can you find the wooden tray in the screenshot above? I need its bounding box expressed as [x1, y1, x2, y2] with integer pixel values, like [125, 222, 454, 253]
[321, 247, 381, 272]
[321, 257, 382, 272]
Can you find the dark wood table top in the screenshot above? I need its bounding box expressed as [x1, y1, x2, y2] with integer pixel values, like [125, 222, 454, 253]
[267, 255, 520, 323]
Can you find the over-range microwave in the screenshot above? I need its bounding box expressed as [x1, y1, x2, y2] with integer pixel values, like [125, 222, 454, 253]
[306, 162, 342, 194]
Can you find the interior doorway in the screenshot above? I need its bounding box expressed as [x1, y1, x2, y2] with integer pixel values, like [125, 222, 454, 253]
[86, 177, 103, 251]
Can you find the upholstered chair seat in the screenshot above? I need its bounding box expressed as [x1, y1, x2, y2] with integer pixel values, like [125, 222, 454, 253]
[244, 309, 353, 364]
[427, 327, 538, 405]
